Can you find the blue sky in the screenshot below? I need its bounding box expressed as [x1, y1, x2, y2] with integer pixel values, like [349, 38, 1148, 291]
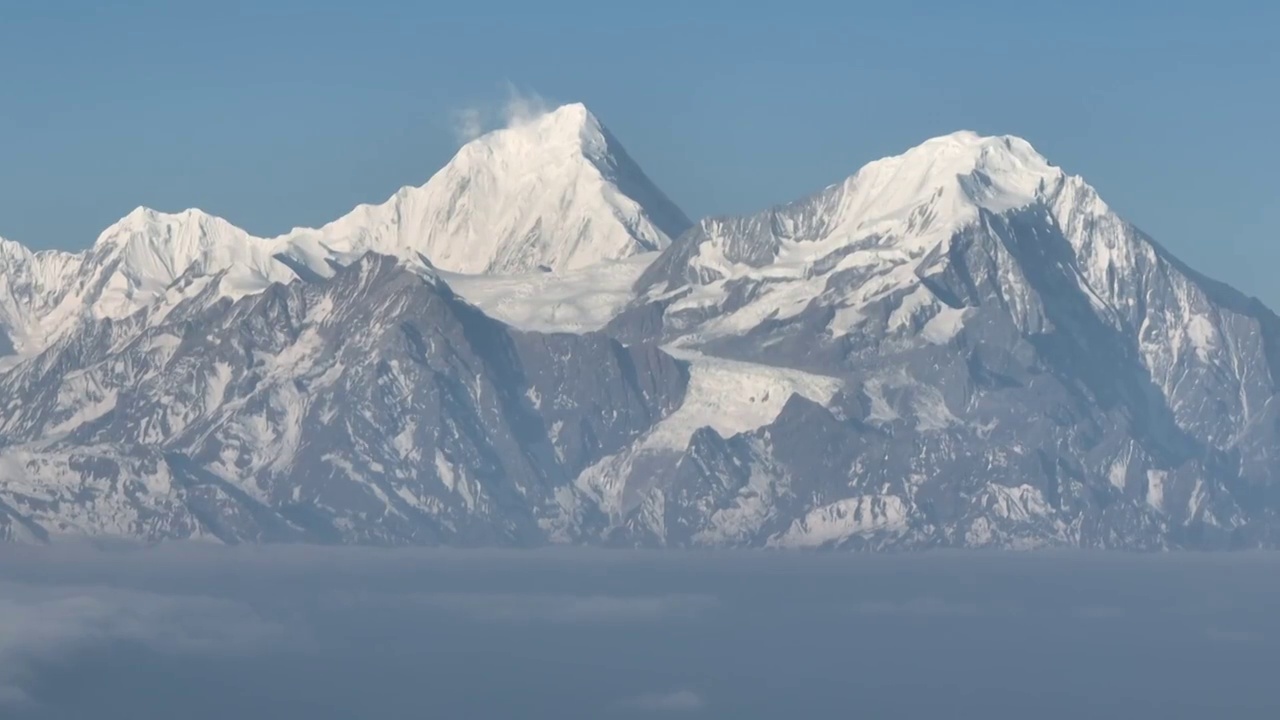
[2, 1, 1277, 304]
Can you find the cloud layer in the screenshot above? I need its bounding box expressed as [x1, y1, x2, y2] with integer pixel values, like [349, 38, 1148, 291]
[0, 584, 283, 707]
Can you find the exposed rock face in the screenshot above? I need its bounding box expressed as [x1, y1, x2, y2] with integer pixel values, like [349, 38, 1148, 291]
[0, 254, 688, 544]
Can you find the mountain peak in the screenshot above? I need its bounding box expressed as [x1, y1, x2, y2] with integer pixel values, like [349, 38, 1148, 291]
[903, 131, 1053, 186]
[0, 235, 31, 262]
[870, 130, 1053, 184]
[936, 129, 984, 142]
[536, 101, 596, 130]
[904, 130, 1049, 171]
[823, 130, 1062, 241]
[638, 129, 1075, 296]
[97, 206, 238, 246]
[278, 102, 690, 276]
[456, 102, 609, 165]
[508, 102, 600, 138]
[82, 206, 291, 321]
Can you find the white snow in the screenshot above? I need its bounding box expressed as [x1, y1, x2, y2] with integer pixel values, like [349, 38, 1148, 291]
[1146, 470, 1167, 512]
[1108, 458, 1128, 491]
[836, 131, 1057, 233]
[47, 389, 117, 437]
[827, 304, 867, 336]
[1185, 313, 1219, 361]
[1187, 478, 1207, 521]
[392, 421, 418, 461]
[0, 208, 293, 356]
[91, 208, 292, 319]
[434, 450, 456, 492]
[0, 238, 88, 354]
[204, 363, 233, 412]
[921, 305, 968, 344]
[646, 350, 844, 451]
[887, 286, 933, 333]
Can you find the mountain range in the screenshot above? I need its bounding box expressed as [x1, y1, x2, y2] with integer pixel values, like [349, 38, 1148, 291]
[1, 103, 1277, 549]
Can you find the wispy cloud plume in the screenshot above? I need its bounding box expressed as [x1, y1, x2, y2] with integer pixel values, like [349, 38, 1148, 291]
[448, 82, 556, 145]
[450, 107, 485, 144]
[500, 83, 551, 127]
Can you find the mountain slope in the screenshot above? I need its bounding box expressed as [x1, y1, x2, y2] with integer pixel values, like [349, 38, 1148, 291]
[0, 253, 688, 543]
[0, 238, 81, 357]
[0, 208, 294, 359]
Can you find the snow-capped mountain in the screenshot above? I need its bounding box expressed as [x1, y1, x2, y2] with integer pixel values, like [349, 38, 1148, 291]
[1, 115, 1277, 549]
[633, 131, 1068, 343]
[609, 130, 1280, 549]
[277, 103, 690, 277]
[0, 103, 688, 357]
[1, 208, 295, 358]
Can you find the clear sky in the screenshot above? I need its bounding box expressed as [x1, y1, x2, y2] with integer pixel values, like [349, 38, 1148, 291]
[2, 1, 1276, 304]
